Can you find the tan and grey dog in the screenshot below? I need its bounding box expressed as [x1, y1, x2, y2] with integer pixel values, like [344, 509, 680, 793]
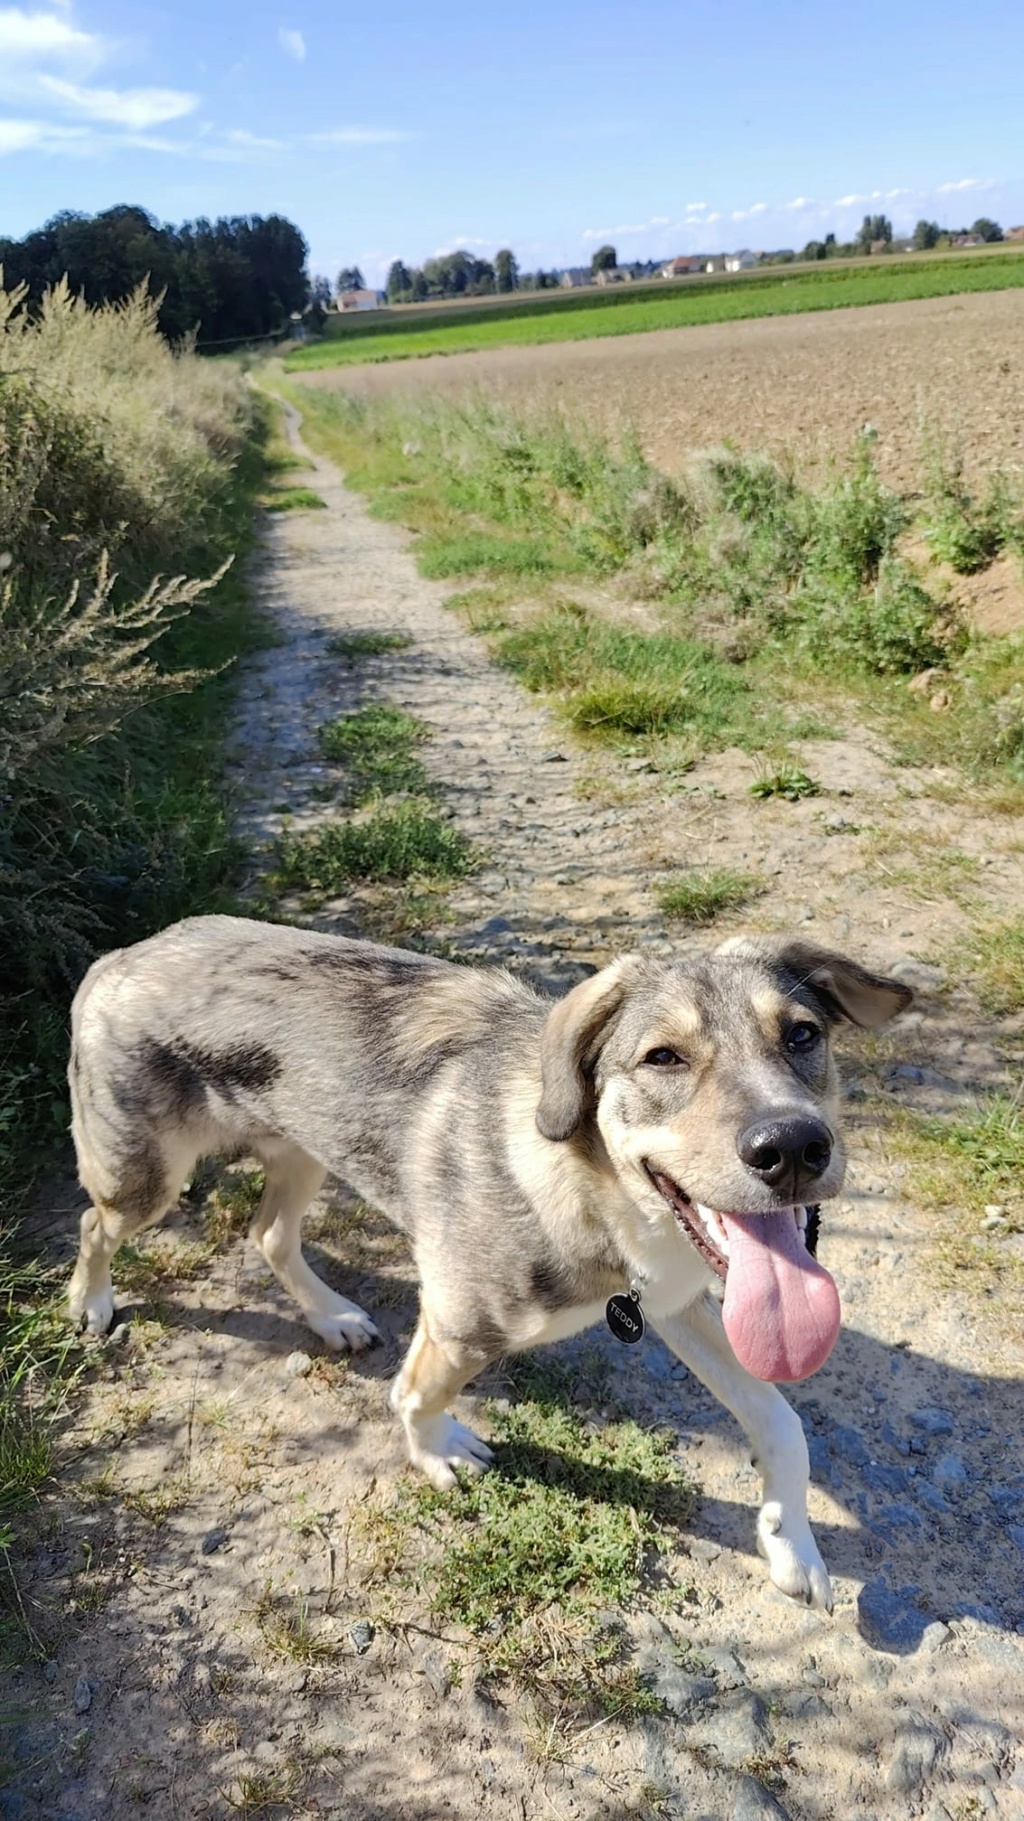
[67, 916, 911, 1611]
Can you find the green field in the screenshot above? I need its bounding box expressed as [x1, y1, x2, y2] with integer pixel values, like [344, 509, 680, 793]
[285, 251, 1024, 373]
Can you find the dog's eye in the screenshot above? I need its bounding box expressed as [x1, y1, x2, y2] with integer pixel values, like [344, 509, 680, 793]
[642, 1047, 685, 1068]
[786, 1022, 821, 1052]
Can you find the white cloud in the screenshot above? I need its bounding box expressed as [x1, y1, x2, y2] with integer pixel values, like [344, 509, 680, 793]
[0, 115, 44, 150]
[685, 201, 707, 211]
[936, 176, 985, 193]
[278, 27, 305, 62]
[785, 196, 813, 209]
[39, 75, 198, 128]
[306, 125, 410, 145]
[0, 7, 95, 60]
[223, 126, 284, 151]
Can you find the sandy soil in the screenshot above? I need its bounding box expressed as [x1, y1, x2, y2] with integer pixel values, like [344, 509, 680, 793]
[5, 403, 1024, 1821]
[302, 288, 1024, 490]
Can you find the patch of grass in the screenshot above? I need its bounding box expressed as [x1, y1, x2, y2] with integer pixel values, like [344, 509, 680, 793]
[495, 605, 753, 748]
[284, 252, 1024, 371]
[886, 1096, 1024, 1298]
[263, 485, 327, 512]
[657, 868, 762, 923]
[274, 799, 472, 890]
[418, 529, 572, 580]
[356, 1356, 694, 1724]
[221, 1763, 308, 1818]
[750, 765, 821, 801]
[115, 1236, 212, 1297]
[958, 915, 1024, 1012]
[254, 1586, 340, 1665]
[324, 629, 413, 659]
[317, 702, 431, 800]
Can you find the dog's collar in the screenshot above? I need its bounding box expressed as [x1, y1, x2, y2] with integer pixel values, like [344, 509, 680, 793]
[606, 1281, 646, 1345]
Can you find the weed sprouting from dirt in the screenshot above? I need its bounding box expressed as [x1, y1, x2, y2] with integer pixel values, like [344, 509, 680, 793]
[275, 800, 472, 889]
[263, 486, 327, 512]
[318, 702, 431, 800]
[325, 629, 413, 659]
[886, 1095, 1024, 1302]
[957, 915, 1024, 1012]
[750, 765, 821, 801]
[353, 1356, 694, 1724]
[657, 869, 762, 923]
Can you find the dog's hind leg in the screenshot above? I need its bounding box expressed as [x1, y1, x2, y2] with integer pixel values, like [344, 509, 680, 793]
[389, 1315, 495, 1492]
[68, 1134, 197, 1336]
[249, 1142, 379, 1353]
[653, 1292, 833, 1612]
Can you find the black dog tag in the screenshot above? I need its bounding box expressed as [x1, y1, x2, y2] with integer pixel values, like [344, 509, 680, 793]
[606, 1288, 645, 1345]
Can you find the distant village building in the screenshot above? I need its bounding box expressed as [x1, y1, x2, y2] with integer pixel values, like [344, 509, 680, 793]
[336, 288, 382, 312]
[1005, 225, 1024, 241]
[661, 255, 705, 278]
[594, 266, 630, 286]
[724, 249, 758, 272]
[559, 267, 593, 288]
[703, 255, 727, 274]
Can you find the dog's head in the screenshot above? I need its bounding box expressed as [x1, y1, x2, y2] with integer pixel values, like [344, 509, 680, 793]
[536, 937, 911, 1383]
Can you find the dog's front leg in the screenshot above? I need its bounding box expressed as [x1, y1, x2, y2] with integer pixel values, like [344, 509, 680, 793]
[653, 1292, 832, 1612]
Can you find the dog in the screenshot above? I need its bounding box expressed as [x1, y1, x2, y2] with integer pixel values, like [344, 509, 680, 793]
[67, 916, 911, 1611]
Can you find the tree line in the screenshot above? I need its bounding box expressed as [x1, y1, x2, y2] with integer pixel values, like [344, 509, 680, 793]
[0, 205, 310, 345]
[796, 213, 1005, 263]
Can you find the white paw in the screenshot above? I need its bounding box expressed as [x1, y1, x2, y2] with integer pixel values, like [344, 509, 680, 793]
[305, 1303, 379, 1353]
[757, 1502, 833, 1612]
[69, 1284, 116, 1336]
[409, 1416, 495, 1493]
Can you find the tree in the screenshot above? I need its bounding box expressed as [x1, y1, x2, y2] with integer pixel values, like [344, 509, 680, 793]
[971, 218, 1003, 242]
[307, 274, 333, 329]
[494, 248, 519, 293]
[856, 214, 892, 252]
[386, 259, 412, 302]
[336, 265, 365, 292]
[912, 219, 940, 251]
[590, 243, 617, 275]
[802, 239, 827, 261]
[410, 268, 428, 301]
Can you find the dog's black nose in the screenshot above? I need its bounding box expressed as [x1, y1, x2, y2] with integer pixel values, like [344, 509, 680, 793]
[737, 1116, 833, 1199]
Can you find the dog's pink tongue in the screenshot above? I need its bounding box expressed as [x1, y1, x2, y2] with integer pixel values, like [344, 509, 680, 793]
[719, 1209, 841, 1382]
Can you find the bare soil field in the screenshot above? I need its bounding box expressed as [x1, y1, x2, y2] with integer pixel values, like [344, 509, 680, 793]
[303, 289, 1024, 491]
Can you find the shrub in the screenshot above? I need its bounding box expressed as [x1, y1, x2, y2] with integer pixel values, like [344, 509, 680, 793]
[275, 800, 472, 889]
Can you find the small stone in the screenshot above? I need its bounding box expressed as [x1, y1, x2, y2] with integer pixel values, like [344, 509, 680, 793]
[984, 1204, 1008, 1218]
[201, 1526, 229, 1555]
[73, 1676, 92, 1713]
[886, 1716, 943, 1792]
[910, 1407, 954, 1439]
[349, 1619, 375, 1655]
[283, 1351, 313, 1378]
[624, 757, 656, 774]
[540, 750, 567, 763]
[775, 1689, 833, 1719]
[933, 1453, 968, 1489]
[42, 1660, 58, 1684]
[254, 1740, 277, 1762]
[731, 1774, 792, 1821]
[857, 1577, 926, 1653]
[920, 1621, 952, 1652]
[980, 1213, 1008, 1233]
[929, 690, 952, 710]
[698, 1688, 769, 1762]
[831, 1425, 869, 1466]
[687, 1537, 722, 1563]
[705, 1646, 747, 1689]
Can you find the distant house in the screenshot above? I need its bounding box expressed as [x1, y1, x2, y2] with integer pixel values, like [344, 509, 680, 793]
[594, 266, 630, 286]
[559, 267, 593, 288]
[950, 234, 982, 249]
[336, 288, 381, 312]
[703, 255, 727, 274]
[724, 249, 757, 272]
[1006, 225, 1024, 241]
[661, 255, 705, 278]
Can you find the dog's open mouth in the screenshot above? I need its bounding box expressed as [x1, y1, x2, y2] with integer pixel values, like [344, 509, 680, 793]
[647, 1166, 841, 1384]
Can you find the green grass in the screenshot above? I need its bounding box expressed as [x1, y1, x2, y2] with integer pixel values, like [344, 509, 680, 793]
[357, 1356, 694, 1722]
[263, 485, 327, 512]
[317, 702, 431, 800]
[957, 916, 1024, 1012]
[274, 799, 471, 890]
[750, 766, 821, 801]
[324, 629, 413, 659]
[657, 868, 763, 923]
[284, 252, 1024, 371]
[887, 1097, 1024, 1306]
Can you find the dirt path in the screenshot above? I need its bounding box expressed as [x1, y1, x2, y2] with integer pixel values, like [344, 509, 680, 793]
[7, 403, 1024, 1821]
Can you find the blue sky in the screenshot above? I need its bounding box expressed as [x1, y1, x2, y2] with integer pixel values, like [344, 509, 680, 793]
[1, 1, 1022, 286]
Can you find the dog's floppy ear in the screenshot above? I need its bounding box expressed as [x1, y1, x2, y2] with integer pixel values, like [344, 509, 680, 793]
[720, 936, 912, 1028]
[536, 959, 637, 1142]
